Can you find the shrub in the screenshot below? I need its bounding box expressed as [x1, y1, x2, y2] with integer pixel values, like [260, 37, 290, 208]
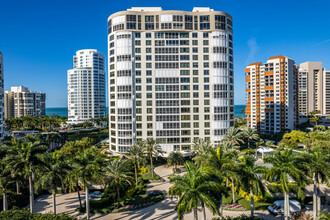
[238, 188, 263, 203]
[0, 208, 77, 219]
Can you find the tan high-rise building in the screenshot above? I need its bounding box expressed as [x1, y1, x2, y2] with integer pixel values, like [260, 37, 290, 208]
[0, 52, 5, 139]
[245, 55, 299, 133]
[298, 62, 330, 119]
[4, 86, 46, 119]
[108, 7, 234, 152]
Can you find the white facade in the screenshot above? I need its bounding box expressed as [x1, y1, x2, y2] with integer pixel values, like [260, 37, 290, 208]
[298, 62, 330, 119]
[0, 52, 5, 139]
[4, 86, 46, 119]
[108, 7, 234, 153]
[67, 49, 106, 124]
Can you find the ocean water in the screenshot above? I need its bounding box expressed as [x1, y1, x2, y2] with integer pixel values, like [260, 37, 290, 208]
[46, 105, 246, 118]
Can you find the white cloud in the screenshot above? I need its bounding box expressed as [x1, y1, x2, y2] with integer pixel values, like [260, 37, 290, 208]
[245, 37, 258, 64]
[315, 39, 330, 46]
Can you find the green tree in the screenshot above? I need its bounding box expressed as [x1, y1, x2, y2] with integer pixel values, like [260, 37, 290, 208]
[242, 128, 259, 153]
[265, 141, 274, 148]
[105, 158, 133, 207]
[239, 155, 266, 216]
[192, 138, 213, 167]
[281, 130, 307, 148]
[169, 162, 221, 220]
[223, 127, 244, 147]
[71, 147, 105, 219]
[37, 152, 69, 214]
[144, 138, 162, 178]
[167, 152, 184, 172]
[207, 146, 235, 216]
[300, 147, 330, 219]
[264, 149, 308, 220]
[4, 135, 47, 213]
[309, 116, 320, 125]
[126, 142, 144, 185]
[0, 162, 12, 211]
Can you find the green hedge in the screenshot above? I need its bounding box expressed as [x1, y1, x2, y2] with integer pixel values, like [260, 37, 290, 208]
[0, 208, 77, 220]
[212, 214, 264, 220]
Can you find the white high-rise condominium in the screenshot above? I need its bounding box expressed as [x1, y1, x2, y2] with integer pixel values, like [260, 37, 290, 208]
[107, 7, 234, 153]
[0, 52, 5, 139]
[298, 62, 330, 119]
[67, 49, 106, 124]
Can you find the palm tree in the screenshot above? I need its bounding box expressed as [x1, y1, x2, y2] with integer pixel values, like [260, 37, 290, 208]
[223, 127, 244, 147]
[309, 116, 320, 125]
[192, 138, 213, 167]
[243, 128, 260, 153]
[144, 138, 162, 178]
[213, 146, 239, 205]
[300, 147, 330, 219]
[126, 142, 144, 185]
[167, 152, 184, 173]
[4, 135, 48, 213]
[0, 162, 12, 211]
[37, 152, 69, 214]
[239, 155, 266, 216]
[2, 138, 23, 194]
[207, 146, 234, 216]
[105, 158, 133, 207]
[71, 147, 105, 219]
[264, 149, 308, 220]
[169, 162, 221, 220]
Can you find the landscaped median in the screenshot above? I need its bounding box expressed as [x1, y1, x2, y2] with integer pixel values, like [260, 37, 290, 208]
[76, 165, 165, 214]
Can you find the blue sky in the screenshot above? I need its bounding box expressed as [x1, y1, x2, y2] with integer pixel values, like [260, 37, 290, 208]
[1, 0, 329, 107]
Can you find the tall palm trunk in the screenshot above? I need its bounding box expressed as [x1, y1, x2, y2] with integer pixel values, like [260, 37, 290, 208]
[313, 175, 317, 219]
[77, 184, 82, 209]
[316, 178, 321, 215]
[202, 202, 206, 220]
[3, 189, 8, 211]
[250, 185, 254, 216]
[29, 174, 34, 213]
[193, 207, 198, 220]
[16, 180, 20, 194]
[231, 178, 236, 204]
[219, 194, 223, 216]
[284, 192, 289, 220]
[86, 185, 90, 220]
[52, 190, 56, 214]
[248, 137, 250, 154]
[116, 181, 121, 207]
[134, 162, 138, 185]
[150, 152, 154, 177]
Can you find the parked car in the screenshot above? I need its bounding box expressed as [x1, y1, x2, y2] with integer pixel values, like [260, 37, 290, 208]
[89, 191, 103, 198]
[268, 200, 301, 215]
[148, 191, 163, 196]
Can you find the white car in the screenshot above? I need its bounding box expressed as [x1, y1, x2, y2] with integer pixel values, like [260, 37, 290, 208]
[268, 200, 301, 215]
[89, 191, 103, 198]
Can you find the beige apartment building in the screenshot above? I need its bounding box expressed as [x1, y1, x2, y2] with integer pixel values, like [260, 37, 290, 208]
[108, 7, 234, 153]
[5, 86, 46, 119]
[298, 62, 330, 120]
[245, 55, 299, 133]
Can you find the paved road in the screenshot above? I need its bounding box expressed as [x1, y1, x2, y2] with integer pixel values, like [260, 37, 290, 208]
[35, 165, 328, 220]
